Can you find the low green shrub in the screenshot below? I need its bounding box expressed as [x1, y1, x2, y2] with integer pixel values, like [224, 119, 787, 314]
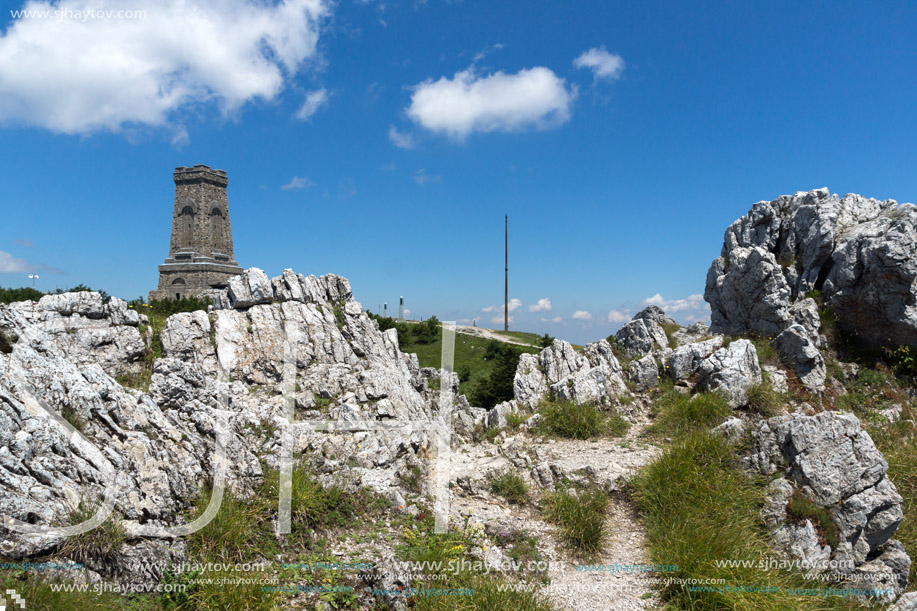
[490, 471, 530, 505]
[646, 386, 730, 440]
[58, 500, 126, 567]
[633, 431, 863, 611]
[536, 400, 628, 440]
[660, 322, 681, 348]
[786, 489, 839, 548]
[543, 487, 608, 557]
[745, 379, 784, 417]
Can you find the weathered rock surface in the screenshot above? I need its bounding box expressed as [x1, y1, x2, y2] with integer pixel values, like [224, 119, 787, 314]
[706, 188, 917, 391]
[627, 355, 659, 391]
[697, 339, 761, 408]
[746, 411, 910, 597]
[614, 317, 669, 358]
[9, 294, 145, 378]
[512, 339, 628, 408]
[666, 337, 724, 381]
[0, 268, 467, 588]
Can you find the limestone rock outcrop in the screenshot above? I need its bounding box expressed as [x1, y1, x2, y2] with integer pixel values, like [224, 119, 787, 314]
[746, 411, 910, 598]
[0, 268, 465, 587]
[706, 188, 917, 392]
[697, 339, 762, 408]
[613, 311, 670, 358]
[513, 339, 628, 408]
[9, 294, 145, 379]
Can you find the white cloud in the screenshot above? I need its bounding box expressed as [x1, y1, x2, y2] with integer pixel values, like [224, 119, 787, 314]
[573, 46, 625, 81]
[643, 293, 706, 313]
[0, 250, 60, 274]
[491, 314, 514, 325]
[606, 309, 629, 323]
[413, 168, 441, 185]
[541, 316, 563, 323]
[171, 125, 190, 149]
[482, 298, 521, 313]
[388, 125, 415, 149]
[642, 293, 710, 324]
[406, 65, 575, 139]
[0, 0, 329, 134]
[281, 176, 314, 190]
[13, 238, 33, 247]
[528, 297, 551, 312]
[572, 310, 592, 320]
[295, 88, 329, 121]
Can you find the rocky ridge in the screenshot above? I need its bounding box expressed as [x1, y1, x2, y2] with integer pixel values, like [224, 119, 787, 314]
[705, 188, 917, 392]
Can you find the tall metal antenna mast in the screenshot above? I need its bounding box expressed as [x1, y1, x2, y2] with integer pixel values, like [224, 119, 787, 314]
[504, 214, 508, 332]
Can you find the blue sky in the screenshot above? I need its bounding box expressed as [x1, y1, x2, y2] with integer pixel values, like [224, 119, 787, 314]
[1, 0, 915, 344]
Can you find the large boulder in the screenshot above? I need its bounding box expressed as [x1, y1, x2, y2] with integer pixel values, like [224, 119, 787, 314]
[227, 267, 273, 308]
[614, 317, 669, 358]
[512, 339, 628, 407]
[0, 268, 455, 589]
[697, 339, 761, 408]
[9, 292, 145, 378]
[746, 411, 910, 598]
[667, 336, 724, 381]
[706, 189, 917, 391]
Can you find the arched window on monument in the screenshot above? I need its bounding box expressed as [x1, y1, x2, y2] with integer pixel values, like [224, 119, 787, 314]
[171, 277, 186, 300]
[180, 206, 195, 249]
[210, 208, 224, 252]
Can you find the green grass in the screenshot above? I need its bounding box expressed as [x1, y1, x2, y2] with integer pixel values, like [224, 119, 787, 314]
[660, 322, 681, 348]
[489, 329, 547, 347]
[490, 470, 530, 505]
[632, 431, 865, 611]
[752, 337, 782, 367]
[175, 462, 389, 610]
[645, 384, 731, 439]
[398, 512, 556, 611]
[785, 489, 839, 548]
[535, 400, 629, 440]
[58, 500, 126, 567]
[400, 330, 539, 396]
[0, 574, 161, 611]
[745, 379, 785, 417]
[399, 464, 424, 494]
[542, 487, 609, 558]
[62, 406, 88, 432]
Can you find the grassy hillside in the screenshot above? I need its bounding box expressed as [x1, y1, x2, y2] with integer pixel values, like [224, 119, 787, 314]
[398, 327, 540, 398]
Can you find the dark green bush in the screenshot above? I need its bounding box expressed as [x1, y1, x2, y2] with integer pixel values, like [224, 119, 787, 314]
[471, 343, 524, 408]
[0, 286, 44, 304]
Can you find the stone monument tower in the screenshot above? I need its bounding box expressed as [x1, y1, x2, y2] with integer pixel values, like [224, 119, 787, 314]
[149, 165, 243, 301]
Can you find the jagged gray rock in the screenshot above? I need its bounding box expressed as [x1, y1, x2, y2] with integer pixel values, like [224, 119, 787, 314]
[773, 323, 826, 392]
[9, 293, 145, 379]
[697, 339, 761, 408]
[706, 188, 917, 392]
[627, 355, 659, 391]
[614, 317, 669, 358]
[512, 339, 628, 407]
[666, 337, 724, 381]
[226, 267, 272, 308]
[0, 268, 468, 589]
[745, 411, 910, 597]
[632, 305, 676, 327]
